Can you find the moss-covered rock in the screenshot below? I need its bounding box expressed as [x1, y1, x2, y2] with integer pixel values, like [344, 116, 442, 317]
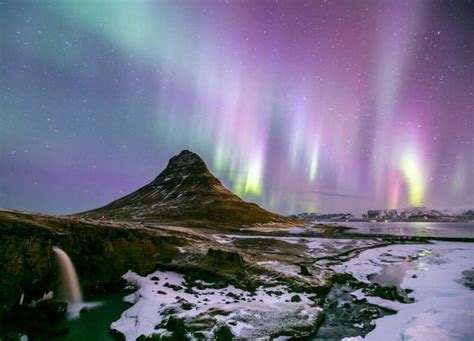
[363, 284, 413, 303]
[0, 299, 69, 339]
[290, 294, 302, 302]
[164, 316, 189, 340]
[207, 249, 243, 267]
[214, 324, 234, 340]
[299, 264, 311, 276]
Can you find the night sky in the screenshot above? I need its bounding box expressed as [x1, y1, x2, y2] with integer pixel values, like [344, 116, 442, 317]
[1, 0, 473, 215]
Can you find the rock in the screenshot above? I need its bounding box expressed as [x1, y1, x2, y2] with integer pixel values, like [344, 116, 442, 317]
[299, 265, 311, 276]
[1, 300, 68, 339]
[290, 295, 302, 302]
[0, 209, 183, 314]
[207, 249, 243, 266]
[214, 324, 234, 341]
[192, 331, 205, 338]
[364, 285, 410, 303]
[165, 316, 189, 340]
[181, 302, 193, 311]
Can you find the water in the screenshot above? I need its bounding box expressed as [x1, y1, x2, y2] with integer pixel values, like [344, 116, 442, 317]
[368, 262, 414, 287]
[61, 292, 128, 341]
[340, 221, 474, 238]
[50, 247, 123, 339]
[53, 247, 101, 319]
[52, 247, 83, 304]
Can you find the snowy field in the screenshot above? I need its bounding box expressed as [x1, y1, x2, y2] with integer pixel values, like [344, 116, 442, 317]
[111, 234, 474, 340]
[336, 241, 474, 340]
[212, 234, 382, 259]
[111, 270, 321, 340]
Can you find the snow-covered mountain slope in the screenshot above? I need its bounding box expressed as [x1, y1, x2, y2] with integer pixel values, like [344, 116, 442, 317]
[291, 207, 474, 222]
[76, 150, 293, 227]
[364, 207, 474, 221]
[288, 212, 355, 222]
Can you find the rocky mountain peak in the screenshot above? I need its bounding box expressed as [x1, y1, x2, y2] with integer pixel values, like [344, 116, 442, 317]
[76, 150, 293, 227]
[151, 149, 219, 189]
[165, 150, 207, 172]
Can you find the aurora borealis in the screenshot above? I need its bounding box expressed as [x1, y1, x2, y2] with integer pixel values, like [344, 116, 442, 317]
[1, 1, 473, 215]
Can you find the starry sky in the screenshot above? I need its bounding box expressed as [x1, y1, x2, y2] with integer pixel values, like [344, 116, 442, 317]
[1, 0, 473, 215]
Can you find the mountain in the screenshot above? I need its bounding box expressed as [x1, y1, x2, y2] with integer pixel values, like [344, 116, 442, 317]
[76, 150, 293, 227]
[288, 212, 355, 222]
[363, 207, 474, 221]
[290, 207, 474, 223]
[365, 207, 439, 220]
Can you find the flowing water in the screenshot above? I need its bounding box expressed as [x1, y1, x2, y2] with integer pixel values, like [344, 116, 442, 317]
[52, 247, 83, 304]
[53, 247, 101, 319]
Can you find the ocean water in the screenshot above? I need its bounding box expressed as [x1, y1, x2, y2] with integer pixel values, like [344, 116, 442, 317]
[339, 221, 474, 238]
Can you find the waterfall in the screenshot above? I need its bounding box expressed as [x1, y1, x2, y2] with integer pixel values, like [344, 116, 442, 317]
[52, 246, 83, 304]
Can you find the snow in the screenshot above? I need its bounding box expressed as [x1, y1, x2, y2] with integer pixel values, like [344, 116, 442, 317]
[212, 234, 381, 260]
[288, 226, 306, 234]
[256, 260, 303, 278]
[212, 234, 302, 244]
[211, 234, 234, 244]
[111, 269, 321, 340]
[350, 289, 405, 311]
[306, 238, 379, 251]
[335, 241, 474, 341]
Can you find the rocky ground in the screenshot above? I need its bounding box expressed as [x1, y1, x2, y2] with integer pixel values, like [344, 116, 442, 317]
[4, 207, 469, 340]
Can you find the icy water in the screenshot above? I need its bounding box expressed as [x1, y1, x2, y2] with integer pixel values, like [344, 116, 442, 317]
[341, 242, 474, 341]
[59, 292, 128, 341]
[368, 262, 414, 287]
[340, 221, 474, 238]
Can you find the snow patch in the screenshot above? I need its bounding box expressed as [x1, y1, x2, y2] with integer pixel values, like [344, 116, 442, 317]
[335, 242, 474, 341]
[111, 269, 321, 340]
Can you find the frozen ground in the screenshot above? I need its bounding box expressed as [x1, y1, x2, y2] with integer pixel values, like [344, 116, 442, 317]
[111, 270, 321, 340]
[335, 241, 474, 340]
[111, 234, 473, 340]
[212, 234, 382, 259]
